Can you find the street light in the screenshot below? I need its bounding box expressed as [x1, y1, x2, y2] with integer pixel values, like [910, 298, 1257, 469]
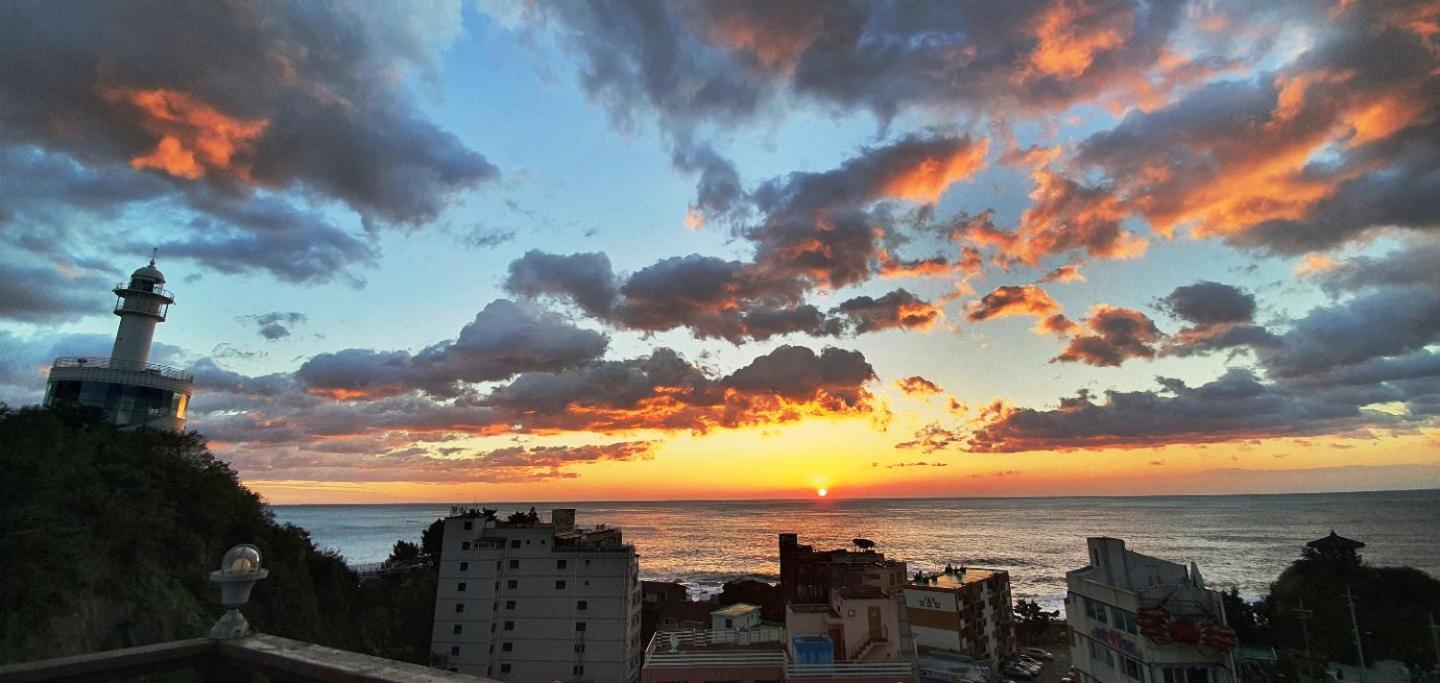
[209, 544, 269, 639]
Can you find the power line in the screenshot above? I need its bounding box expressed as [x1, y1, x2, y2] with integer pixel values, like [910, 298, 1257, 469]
[1341, 586, 1366, 683]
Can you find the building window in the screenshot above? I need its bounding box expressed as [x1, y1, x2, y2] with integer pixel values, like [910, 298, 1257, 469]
[574, 643, 586, 653]
[1090, 639, 1114, 667]
[575, 622, 587, 632]
[558, 559, 568, 569]
[1164, 668, 1211, 683]
[502, 642, 513, 652]
[504, 620, 514, 630]
[1125, 658, 1143, 681]
[510, 540, 520, 549]
[1085, 597, 1108, 624]
[492, 601, 498, 611]
[464, 521, 473, 530]
[496, 561, 501, 569]
[453, 624, 463, 634]
[461, 542, 471, 550]
[457, 582, 467, 592]
[577, 600, 588, 610]
[500, 664, 511, 674]
[506, 600, 516, 609]
[450, 646, 460, 656]
[454, 603, 464, 613]
[1114, 609, 1138, 634]
[556, 580, 566, 589]
[573, 665, 584, 676]
[510, 559, 519, 569]
[459, 561, 469, 571]
[507, 580, 517, 589]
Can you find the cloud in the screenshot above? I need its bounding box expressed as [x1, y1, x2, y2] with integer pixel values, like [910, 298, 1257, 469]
[882, 461, 948, 469]
[965, 285, 1065, 332]
[538, 0, 1190, 130]
[504, 250, 620, 319]
[1157, 281, 1279, 357]
[296, 299, 608, 399]
[0, 261, 115, 323]
[671, 138, 747, 226]
[0, 2, 496, 283]
[1053, 305, 1164, 367]
[965, 369, 1398, 453]
[895, 423, 965, 453]
[895, 376, 944, 396]
[240, 312, 307, 341]
[1039, 263, 1085, 283]
[229, 440, 658, 483]
[834, 289, 941, 333]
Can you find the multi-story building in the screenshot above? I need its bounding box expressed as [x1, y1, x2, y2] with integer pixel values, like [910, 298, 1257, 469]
[640, 616, 916, 683]
[779, 534, 913, 664]
[1066, 538, 1237, 683]
[431, 508, 643, 683]
[902, 567, 1016, 662]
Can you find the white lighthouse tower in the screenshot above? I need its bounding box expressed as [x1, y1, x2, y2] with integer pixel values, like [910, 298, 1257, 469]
[44, 254, 195, 430]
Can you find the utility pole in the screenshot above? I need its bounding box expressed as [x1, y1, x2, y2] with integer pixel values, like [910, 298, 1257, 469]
[1342, 586, 1366, 683]
[1292, 598, 1313, 659]
[1428, 612, 1439, 672]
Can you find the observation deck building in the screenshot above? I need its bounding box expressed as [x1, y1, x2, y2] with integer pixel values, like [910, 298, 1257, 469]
[44, 256, 194, 430]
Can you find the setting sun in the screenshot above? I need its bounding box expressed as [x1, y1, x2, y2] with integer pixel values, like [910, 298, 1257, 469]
[817, 488, 828, 497]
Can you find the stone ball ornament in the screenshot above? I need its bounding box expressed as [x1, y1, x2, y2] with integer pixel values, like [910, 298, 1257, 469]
[208, 544, 269, 639]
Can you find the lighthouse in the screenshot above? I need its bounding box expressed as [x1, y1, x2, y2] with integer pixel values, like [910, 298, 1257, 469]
[44, 255, 195, 430]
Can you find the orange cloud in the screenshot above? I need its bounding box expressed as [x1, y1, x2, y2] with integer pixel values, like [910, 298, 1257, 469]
[1026, 0, 1131, 79]
[104, 86, 267, 181]
[877, 137, 990, 203]
[965, 284, 1064, 326]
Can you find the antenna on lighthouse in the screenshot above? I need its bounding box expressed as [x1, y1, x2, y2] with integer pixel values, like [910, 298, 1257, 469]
[150, 247, 158, 266]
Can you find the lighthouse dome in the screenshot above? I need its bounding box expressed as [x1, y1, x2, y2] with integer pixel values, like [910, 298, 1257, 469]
[131, 262, 165, 283]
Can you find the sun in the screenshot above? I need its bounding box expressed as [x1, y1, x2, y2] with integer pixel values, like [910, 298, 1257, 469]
[817, 487, 828, 497]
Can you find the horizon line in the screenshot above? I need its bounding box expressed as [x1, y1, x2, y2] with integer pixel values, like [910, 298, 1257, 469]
[265, 485, 1440, 507]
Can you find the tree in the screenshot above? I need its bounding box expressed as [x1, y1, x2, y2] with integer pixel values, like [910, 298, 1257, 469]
[1014, 599, 1060, 645]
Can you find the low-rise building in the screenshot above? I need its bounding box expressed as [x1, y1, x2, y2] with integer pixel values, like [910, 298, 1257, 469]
[641, 624, 916, 683]
[1066, 538, 1237, 683]
[903, 567, 1016, 662]
[430, 508, 643, 683]
[779, 534, 913, 664]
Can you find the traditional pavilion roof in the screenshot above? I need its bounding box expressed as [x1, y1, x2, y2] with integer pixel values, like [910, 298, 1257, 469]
[1307, 530, 1365, 552]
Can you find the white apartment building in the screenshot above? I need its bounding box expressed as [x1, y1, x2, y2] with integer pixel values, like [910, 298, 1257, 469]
[902, 567, 1016, 662]
[1066, 538, 1237, 683]
[431, 508, 643, 683]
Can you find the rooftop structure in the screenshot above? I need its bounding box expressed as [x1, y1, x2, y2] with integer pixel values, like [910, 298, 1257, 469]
[1066, 538, 1236, 683]
[1305, 530, 1366, 562]
[780, 534, 913, 666]
[44, 255, 194, 430]
[641, 627, 916, 683]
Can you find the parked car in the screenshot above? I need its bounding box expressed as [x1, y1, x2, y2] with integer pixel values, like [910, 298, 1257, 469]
[1025, 648, 1056, 660]
[1003, 665, 1036, 679]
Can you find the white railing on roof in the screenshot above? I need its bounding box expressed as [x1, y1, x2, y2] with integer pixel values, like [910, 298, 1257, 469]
[788, 660, 916, 678]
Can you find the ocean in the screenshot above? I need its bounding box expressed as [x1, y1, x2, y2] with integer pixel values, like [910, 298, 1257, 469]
[273, 489, 1440, 612]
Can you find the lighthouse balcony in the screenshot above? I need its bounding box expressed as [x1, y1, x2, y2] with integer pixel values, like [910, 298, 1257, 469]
[50, 356, 194, 383]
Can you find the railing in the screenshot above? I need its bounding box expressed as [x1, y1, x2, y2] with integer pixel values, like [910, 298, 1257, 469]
[349, 560, 427, 579]
[114, 281, 175, 300]
[0, 633, 494, 681]
[52, 356, 194, 383]
[787, 660, 917, 678]
[647, 626, 786, 653]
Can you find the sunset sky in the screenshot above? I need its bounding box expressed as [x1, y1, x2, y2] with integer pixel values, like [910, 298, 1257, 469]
[3, 0, 1439, 503]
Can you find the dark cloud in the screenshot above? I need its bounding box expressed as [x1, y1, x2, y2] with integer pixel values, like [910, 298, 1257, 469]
[1053, 305, 1164, 367]
[0, 262, 115, 323]
[504, 250, 619, 319]
[539, 0, 1192, 130]
[240, 312, 307, 341]
[834, 289, 941, 333]
[1159, 281, 1256, 325]
[1261, 288, 1440, 381]
[723, 345, 875, 406]
[0, 2, 496, 224]
[895, 376, 944, 396]
[459, 225, 518, 250]
[895, 423, 964, 453]
[227, 440, 658, 483]
[296, 299, 608, 399]
[1310, 238, 1440, 295]
[671, 138, 746, 226]
[965, 369, 1396, 453]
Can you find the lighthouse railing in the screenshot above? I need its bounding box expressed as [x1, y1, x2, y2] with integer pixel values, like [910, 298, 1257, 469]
[52, 357, 194, 383]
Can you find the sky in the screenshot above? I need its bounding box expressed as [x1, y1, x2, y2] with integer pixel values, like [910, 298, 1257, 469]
[2, 0, 1439, 503]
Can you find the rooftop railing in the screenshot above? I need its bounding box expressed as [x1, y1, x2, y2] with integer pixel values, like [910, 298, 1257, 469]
[52, 356, 194, 383]
[114, 281, 175, 300]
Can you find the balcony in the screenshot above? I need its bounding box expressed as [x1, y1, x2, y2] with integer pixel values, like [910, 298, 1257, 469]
[114, 281, 175, 300]
[52, 356, 194, 383]
[0, 632, 496, 682]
